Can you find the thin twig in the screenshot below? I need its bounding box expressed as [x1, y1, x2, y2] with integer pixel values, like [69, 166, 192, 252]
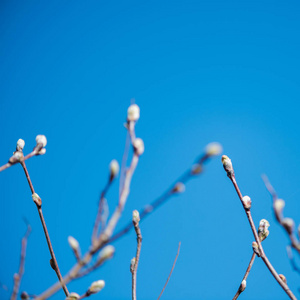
[20, 160, 69, 297]
[232, 252, 256, 300]
[157, 242, 181, 300]
[222, 156, 297, 300]
[131, 214, 142, 300]
[286, 246, 300, 275]
[10, 223, 31, 300]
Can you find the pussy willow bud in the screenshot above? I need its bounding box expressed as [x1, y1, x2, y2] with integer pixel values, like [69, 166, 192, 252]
[132, 210, 140, 224]
[16, 139, 25, 151]
[21, 292, 30, 300]
[127, 104, 140, 122]
[9, 151, 23, 164]
[87, 280, 105, 295]
[172, 182, 185, 194]
[279, 274, 287, 284]
[109, 159, 119, 181]
[130, 257, 136, 273]
[205, 142, 223, 157]
[35, 135, 47, 147]
[239, 280, 246, 292]
[221, 155, 234, 177]
[191, 164, 202, 175]
[32, 193, 42, 207]
[274, 199, 285, 221]
[258, 219, 270, 242]
[242, 196, 251, 210]
[68, 236, 79, 251]
[133, 138, 144, 156]
[252, 241, 260, 256]
[38, 148, 46, 155]
[98, 245, 115, 261]
[66, 292, 80, 300]
[282, 218, 295, 235]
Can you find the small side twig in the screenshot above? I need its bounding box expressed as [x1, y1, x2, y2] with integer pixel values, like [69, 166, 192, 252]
[286, 246, 300, 275]
[232, 252, 256, 300]
[157, 242, 181, 300]
[222, 155, 297, 300]
[131, 210, 142, 300]
[10, 223, 31, 300]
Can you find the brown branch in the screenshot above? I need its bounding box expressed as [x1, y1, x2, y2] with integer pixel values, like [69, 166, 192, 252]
[131, 211, 142, 300]
[232, 252, 256, 300]
[20, 160, 69, 297]
[262, 175, 300, 255]
[222, 155, 297, 300]
[157, 242, 181, 300]
[10, 223, 31, 300]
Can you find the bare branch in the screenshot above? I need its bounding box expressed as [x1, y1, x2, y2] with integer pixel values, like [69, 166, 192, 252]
[157, 242, 181, 300]
[10, 223, 31, 300]
[222, 155, 297, 300]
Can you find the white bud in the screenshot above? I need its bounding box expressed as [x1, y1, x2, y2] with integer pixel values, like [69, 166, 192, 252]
[109, 160, 119, 179]
[221, 155, 233, 175]
[172, 182, 185, 194]
[242, 196, 252, 209]
[240, 280, 246, 292]
[35, 135, 47, 147]
[282, 218, 295, 235]
[127, 104, 140, 122]
[13, 151, 23, 161]
[133, 138, 144, 155]
[32, 193, 42, 206]
[88, 280, 105, 294]
[16, 139, 25, 151]
[205, 142, 223, 156]
[132, 210, 140, 223]
[66, 292, 80, 300]
[274, 199, 285, 215]
[258, 219, 270, 241]
[38, 148, 46, 155]
[98, 245, 115, 261]
[68, 236, 79, 251]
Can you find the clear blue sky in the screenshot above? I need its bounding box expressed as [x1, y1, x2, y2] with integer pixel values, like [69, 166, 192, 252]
[1, 1, 300, 299]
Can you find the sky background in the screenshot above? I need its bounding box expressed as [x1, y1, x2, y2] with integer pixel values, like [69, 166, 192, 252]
[1, 0, 300, 299]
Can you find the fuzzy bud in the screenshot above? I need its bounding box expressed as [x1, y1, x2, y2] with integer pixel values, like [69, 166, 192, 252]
[205, 142, 223, 157]
[132, 210, 140, 224]
[239, 280, 246, 292]
[172, 182, 185, 194]
[191, 164, 202, 175]
[242, 196, 251, 210]
[66, 292, 80, 300]
[127, 104, 140, 122]
[109, 159, 119, 180]
[133, 138, 144, 156]
[273, 199, 285, 221]
[9, 151, 23, 164]
[36, 135, 47, 147]
[98, 245, 115, 261]
[258, 219, 270, 242]
[87, 280, 105, 295]
[130, 257, 136, 273]
[221, 155, 234, 177]
[32, 193, 42, 207]
[282, 218, 295, 235]
[38, 148, 46, 155]
[252, 241, 260, 256]
[279, 274, 287, 284]
[16, 139, 25, 151]
[68, 236, 79, 251]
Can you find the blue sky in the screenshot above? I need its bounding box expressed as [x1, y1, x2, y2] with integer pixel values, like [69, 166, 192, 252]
[1, 1, 300, 299]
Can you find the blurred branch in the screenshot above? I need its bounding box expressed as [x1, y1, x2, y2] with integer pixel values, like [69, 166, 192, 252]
[10, 222, 31, 300]
[157, 242, 181, 300]
[262, 175, 300, 255]
[222, 155, 296, 300]
[286, 246, 300, 275]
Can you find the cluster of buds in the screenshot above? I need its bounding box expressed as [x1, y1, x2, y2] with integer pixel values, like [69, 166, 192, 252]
[109, 159, 119, 181]
[242, 195, 251, 210]
[221, 155, 234, 178]
[172, 182, 185, 194]
[258, 219, 270, 242]
[86, 280, 105, 296]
